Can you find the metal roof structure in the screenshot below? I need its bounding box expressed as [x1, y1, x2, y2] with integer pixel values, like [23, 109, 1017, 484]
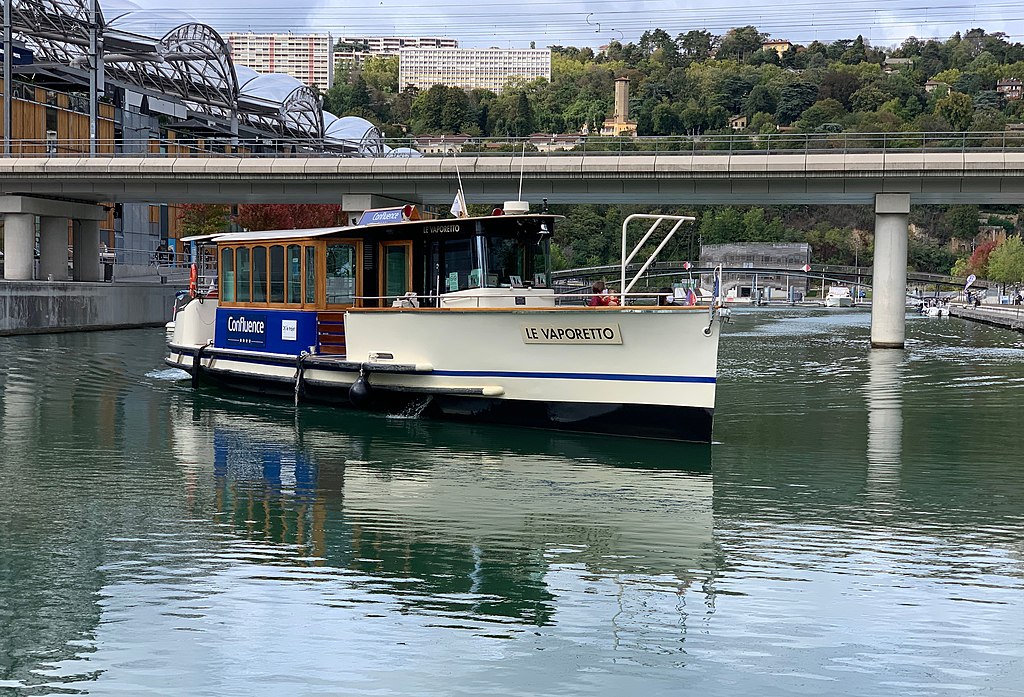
[6, 0, 330, 142]
[324, 116, 384, 156]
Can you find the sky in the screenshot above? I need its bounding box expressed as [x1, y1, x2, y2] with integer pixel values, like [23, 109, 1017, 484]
[123, 0, 1024, 50]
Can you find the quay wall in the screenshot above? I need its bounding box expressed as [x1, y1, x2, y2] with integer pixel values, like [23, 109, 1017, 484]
[0, 281, 180, 335]
[949, 304, 1024, 332]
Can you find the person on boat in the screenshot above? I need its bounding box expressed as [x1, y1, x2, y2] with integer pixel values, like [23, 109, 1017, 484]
[658, 287, 676, 306]
[589, 281, 612, 307]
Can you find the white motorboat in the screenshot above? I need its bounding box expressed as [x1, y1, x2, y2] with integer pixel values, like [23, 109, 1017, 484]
[825, 285, 854, 307]
[167, 206, 726, 442]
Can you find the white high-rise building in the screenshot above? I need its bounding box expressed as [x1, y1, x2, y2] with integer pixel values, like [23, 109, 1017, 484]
[399, 47, 552, 93]
[227, 33, 459, 89]
[226, 33, 333, 89]
[334, 36, 458, 71]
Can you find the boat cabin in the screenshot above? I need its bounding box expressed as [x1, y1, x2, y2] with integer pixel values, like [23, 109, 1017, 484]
[204, 209, 556, 356]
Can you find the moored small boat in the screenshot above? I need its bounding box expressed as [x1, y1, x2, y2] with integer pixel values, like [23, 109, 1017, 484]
[825, 285, 854, 307]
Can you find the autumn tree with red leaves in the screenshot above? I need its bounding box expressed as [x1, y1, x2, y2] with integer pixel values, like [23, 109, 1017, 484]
[967, 240, 1000, 277]
[234, 204, 345, 231]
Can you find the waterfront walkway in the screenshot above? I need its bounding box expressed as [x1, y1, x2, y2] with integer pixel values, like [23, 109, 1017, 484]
[949, 303, 1024, 332]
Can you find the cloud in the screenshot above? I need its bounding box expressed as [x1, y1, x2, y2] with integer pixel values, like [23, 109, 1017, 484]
[123, 0, 1024, 49]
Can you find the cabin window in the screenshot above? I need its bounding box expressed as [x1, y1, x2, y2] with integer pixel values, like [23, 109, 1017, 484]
[252, 246, 267, 302]
[483, 235, 525, 287]
[220, 248, 235, 302]
[304, 246, 316, 304]
[269, 245, 285, 303]
[531, 239, 551, 288]
[326, 242, 357, 305]
[287, 244, 302, 304]
[235, 247, 251, 302]
[381, 242, 412, 298]
[441, 238, 476, 292]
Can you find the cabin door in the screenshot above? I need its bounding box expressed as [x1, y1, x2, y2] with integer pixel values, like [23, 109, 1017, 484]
[379, 241, 413, 303]
[325, 240, 362, 308]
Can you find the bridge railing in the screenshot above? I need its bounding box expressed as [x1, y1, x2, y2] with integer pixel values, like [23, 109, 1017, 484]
[3, 131, 1024, 158]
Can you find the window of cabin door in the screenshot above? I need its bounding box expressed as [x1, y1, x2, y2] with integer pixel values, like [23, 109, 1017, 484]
[379, 241, 413, 303]
[325, 240, 362, 308]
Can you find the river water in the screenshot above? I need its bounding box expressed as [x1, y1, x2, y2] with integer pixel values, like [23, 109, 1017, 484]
[1, 309, 1023, 696]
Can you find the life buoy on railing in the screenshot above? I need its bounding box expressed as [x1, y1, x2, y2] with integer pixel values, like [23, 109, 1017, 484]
[188, 263, 198, 298]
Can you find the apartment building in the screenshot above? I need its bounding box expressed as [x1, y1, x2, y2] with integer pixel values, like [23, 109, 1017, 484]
[335, 36, 458, 70]
[227, 33, 333, 89]
[227, 34, 458, 89]
[398, 47, 552, 93]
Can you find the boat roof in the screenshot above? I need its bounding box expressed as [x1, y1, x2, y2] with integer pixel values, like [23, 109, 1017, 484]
[201, 227, 350, 244]
[189, 214, 561, 245]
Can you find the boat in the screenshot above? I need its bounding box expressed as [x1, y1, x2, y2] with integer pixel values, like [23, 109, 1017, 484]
[925, 305, 949, 317]
[825, 285, 854, 307]
[166, 204, 726, 442]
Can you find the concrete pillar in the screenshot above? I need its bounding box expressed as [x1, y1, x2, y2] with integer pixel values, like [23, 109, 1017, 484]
[39, 216, 69, 281]
[72, 218, 102, 282]
[871, 193, 910, 349]
[3, 213, 36, 280]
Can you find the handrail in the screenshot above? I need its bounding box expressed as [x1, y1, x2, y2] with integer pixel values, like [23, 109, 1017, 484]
[3, 130, 1024, 159]
[619, 214, 696, 296]
[351, 291, 689, 308]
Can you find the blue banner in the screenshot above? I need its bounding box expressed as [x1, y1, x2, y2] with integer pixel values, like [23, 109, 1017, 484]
[358, 208, 406, 226]
[224, 312, 267, 348]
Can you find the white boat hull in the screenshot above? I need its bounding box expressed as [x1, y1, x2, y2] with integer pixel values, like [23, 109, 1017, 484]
[167, 301, 721, 442]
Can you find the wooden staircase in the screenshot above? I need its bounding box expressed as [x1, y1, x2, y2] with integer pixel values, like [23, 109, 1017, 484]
[316, 312, 347, 356]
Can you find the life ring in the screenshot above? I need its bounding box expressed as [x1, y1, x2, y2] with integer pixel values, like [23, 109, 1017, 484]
[188, 263, 198, 298]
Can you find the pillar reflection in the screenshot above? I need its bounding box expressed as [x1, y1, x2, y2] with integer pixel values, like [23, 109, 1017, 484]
[866, 348, 904, 498]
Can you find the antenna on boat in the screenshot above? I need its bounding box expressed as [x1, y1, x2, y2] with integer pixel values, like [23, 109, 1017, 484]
[502, 141, 531, 216]
[518, 140, 526, 201]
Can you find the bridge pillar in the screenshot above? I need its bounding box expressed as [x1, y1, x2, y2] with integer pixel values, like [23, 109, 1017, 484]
[871, 193, 910, 349]
[72, 219, 102, 282]
[3, 213, 36, 280]
[39, 216, 69, 281]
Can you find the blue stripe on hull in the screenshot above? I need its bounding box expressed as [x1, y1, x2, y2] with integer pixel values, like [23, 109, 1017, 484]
[181, 348, 717, 385]
[432, 369, 716, 384]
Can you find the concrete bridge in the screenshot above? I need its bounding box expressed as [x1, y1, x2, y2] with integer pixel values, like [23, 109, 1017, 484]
[3, 137, 1021, 347]
[1, 151, 1024, 205]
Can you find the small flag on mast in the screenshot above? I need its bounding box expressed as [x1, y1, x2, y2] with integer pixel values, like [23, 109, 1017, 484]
[450, 190, 467, 218]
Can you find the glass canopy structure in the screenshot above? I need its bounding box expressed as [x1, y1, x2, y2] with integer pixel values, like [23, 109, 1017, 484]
[4, 0, 392, 151]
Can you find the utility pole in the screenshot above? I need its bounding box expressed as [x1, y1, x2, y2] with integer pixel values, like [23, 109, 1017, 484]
[87, 0, 103, 156]
[3, 0, 12, 156]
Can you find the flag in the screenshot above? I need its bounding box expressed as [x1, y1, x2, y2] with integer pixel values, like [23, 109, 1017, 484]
[450, 190, 467, 218]
[687, 288, 697, 305]
[964, 274, 977, 291]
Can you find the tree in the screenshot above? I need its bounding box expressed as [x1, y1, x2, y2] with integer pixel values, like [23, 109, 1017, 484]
[235, 204, 344, 231]
[775, 82, 819, 125]
[967, 240, 999, 276]
[361, 56, 399, 94]
[936, 91, 974, 130]
[941, 205, 980, 242]
[677, 29, 714, 62]
[717, 26, 766, 62]
[819, 71, 862, 108]
[743, 84, 777, 118]
[987, 235, 1024, 284]
[178, 204, 230, 237]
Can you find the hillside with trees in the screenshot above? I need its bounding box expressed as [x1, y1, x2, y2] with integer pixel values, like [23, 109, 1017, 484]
[222, 27, 1024, 283]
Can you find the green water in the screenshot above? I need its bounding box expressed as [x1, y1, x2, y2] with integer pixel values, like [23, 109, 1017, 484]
[1, 309, 1023, 696]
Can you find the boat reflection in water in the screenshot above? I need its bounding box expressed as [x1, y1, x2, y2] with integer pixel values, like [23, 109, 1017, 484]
[172, 394, 717, 629]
